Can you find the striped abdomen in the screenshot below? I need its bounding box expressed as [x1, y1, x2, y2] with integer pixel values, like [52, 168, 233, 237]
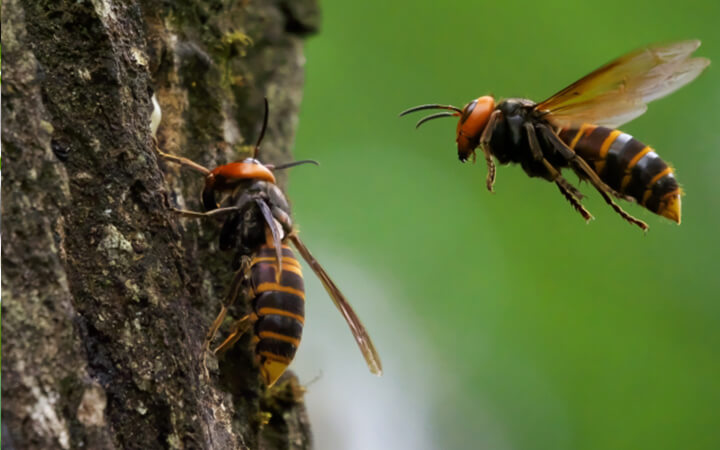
[249, 244, 305, 386]
[559, 125, 682, 223]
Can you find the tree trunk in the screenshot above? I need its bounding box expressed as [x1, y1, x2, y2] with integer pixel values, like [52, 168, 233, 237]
[1, 1, 319, 448]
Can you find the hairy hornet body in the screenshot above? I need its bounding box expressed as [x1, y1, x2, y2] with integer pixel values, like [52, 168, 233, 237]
[487, 98, 680, 223]
[558, 125, 679, 222]
[213, 173, 293, 261]
[156, 99, 382, 386]
[402, 41, 709, 230]
[207, 167, 302, 386]
[244, 241, 306, 385]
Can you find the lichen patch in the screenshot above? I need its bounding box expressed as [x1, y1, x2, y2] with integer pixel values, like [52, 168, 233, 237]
[76, 384, 108, 427]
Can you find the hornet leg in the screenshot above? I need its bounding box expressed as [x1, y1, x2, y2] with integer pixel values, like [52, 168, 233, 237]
[479, 110, 502, 192]
[537, 123, 648, 231]
[525, 123, 593, 222]
[172, 191, 256, 219]
[554, 178, 593, 222]
[213, 314, 255, 355]
[202, 258, 252, 376]
[205, 258, 252, 349]
[153, 139, 210, 175]
[270, 206, 293, 233]
[172, 206, 243, 219]
[537, 125, 634, 201]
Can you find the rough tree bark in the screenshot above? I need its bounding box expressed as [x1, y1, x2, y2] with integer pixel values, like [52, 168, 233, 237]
[2, 0, 319, 448]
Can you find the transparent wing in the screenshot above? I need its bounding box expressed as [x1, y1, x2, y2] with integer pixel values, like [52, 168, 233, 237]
[289, 234, 383, 376]
[256, 199, 283, 276]
[536, 40, 709, 128]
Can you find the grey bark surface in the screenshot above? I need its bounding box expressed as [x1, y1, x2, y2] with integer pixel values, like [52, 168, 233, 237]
[1, 0, 319, 449]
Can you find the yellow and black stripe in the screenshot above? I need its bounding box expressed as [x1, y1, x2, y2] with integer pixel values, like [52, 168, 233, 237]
[559, 126, 681, 223]
[248, 243, 305, 386]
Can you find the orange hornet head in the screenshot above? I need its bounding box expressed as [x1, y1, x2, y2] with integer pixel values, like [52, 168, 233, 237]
[203, 159, 276, 210]
[201, 98, 319, 210]
[202, 98, 275, 210]
[202, 158, 319, 211]
[400, 96, 496, 162]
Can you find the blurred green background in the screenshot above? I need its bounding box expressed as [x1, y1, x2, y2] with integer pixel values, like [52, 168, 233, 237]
[286, 1, 720, 449]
